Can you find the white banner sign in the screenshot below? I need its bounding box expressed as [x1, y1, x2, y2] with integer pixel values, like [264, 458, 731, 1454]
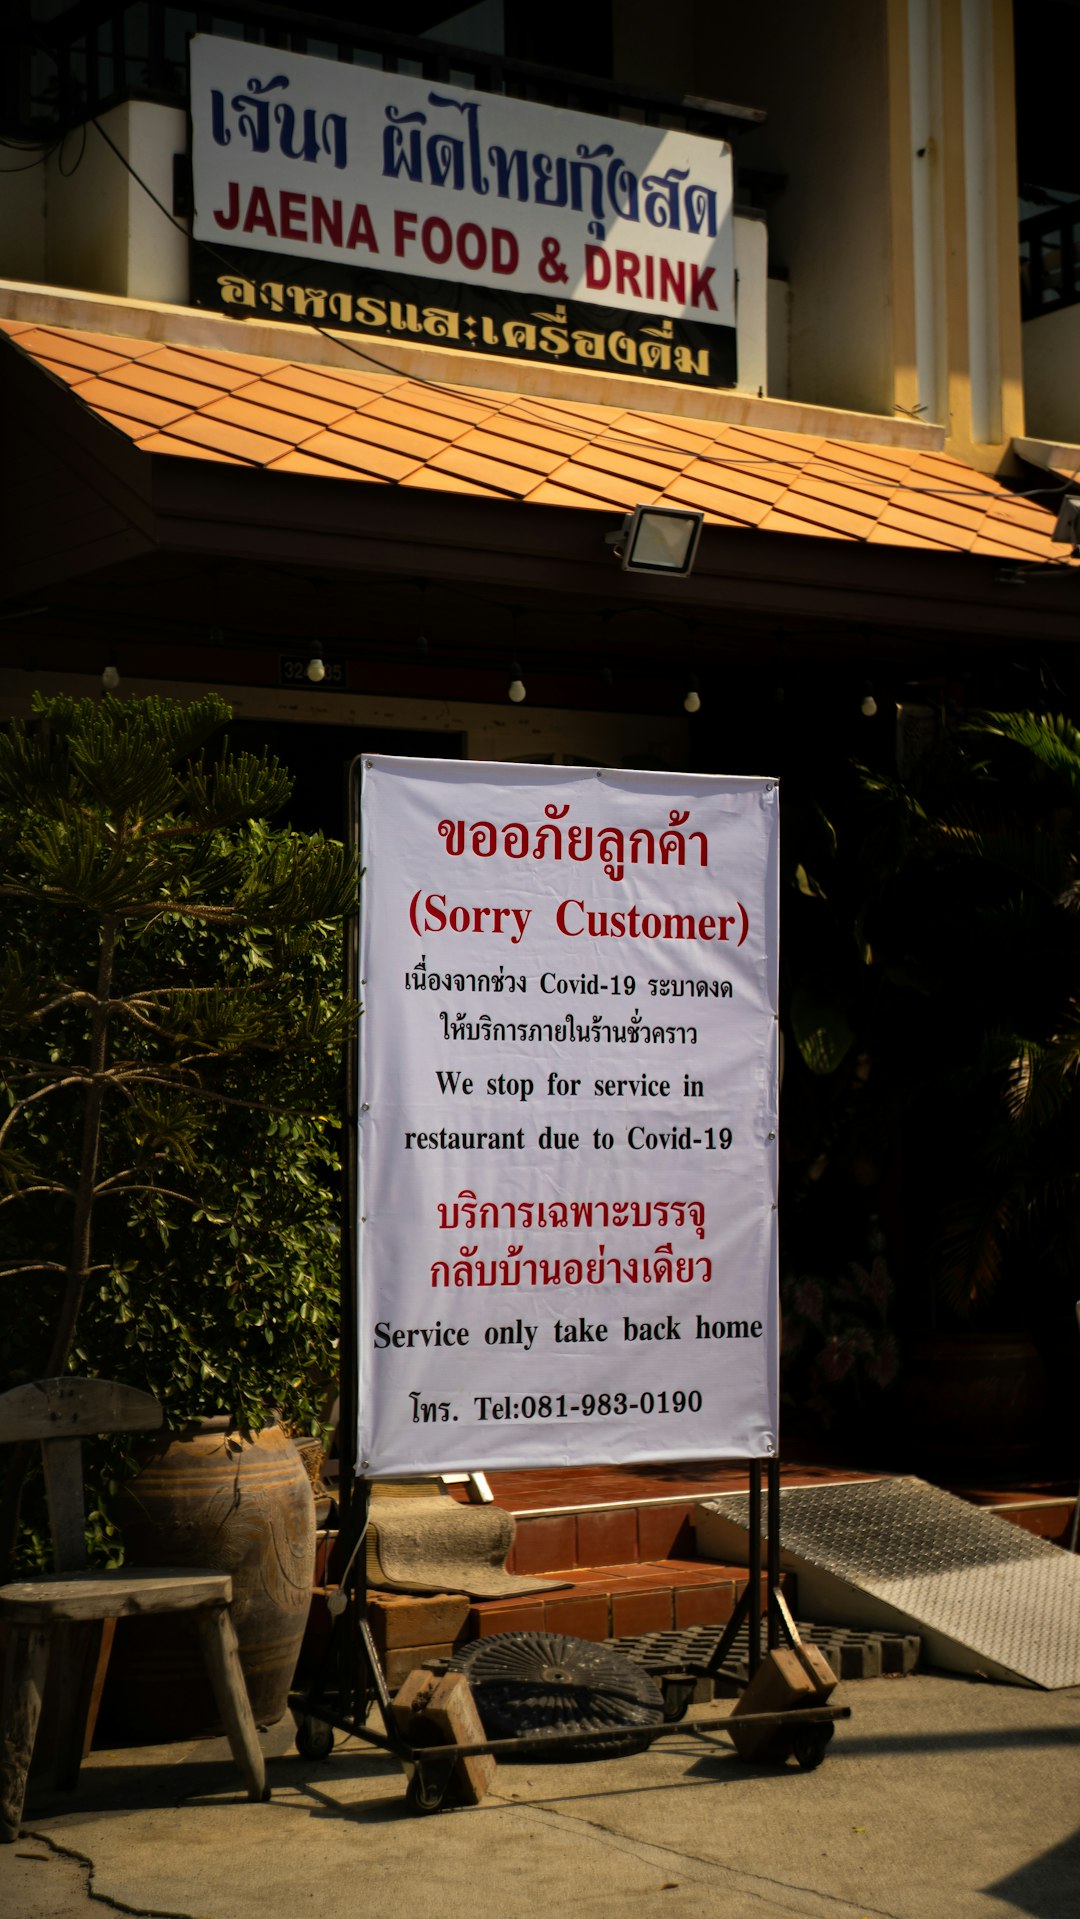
[356, 759, 779, 1476]
[189, 35, 735, 328]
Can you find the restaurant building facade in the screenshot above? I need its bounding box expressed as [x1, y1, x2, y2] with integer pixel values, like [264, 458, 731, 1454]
[0, 0, 1078, 819]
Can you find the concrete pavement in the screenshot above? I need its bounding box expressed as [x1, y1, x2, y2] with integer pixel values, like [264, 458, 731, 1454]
[3, 1671, 1079, 1918]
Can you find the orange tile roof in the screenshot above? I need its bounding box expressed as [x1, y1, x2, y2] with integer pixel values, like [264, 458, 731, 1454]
[1, 316, 1071, 565]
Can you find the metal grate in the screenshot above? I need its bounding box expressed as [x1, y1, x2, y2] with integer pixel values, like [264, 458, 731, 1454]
[615, 1617, 921, 1686]
[447, 1631, 665, 1755]
[697, 1477, 1080, 1689]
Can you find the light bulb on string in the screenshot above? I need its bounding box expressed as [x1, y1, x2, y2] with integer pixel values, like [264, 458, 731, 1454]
[860, 686, 878, 718]
[101, 664, 120, 692]
[508, 663, 526, 703]
[683, 676, 701, 714]
[306, 642, 326, 684]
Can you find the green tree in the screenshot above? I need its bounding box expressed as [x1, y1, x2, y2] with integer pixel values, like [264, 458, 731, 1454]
[0, 692, 358, 1575]
[857, 708, 1080, 1324]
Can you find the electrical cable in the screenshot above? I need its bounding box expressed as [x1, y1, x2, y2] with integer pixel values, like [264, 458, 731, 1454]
[56, 122, 87, 179]
[67, 116, 1080, 549]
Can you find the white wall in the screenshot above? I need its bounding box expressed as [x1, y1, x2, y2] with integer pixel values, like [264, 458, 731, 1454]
[41, 102, 189, 303]
[1023, 307, 1080, 446]
[616, 0, 896, 418]
[1, 153, 47, 284]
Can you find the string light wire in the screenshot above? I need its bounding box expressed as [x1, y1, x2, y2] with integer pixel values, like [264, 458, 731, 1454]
[68, 117, 1080, 549]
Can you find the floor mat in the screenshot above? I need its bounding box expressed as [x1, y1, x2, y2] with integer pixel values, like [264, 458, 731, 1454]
[366, 1496, 569, 1599]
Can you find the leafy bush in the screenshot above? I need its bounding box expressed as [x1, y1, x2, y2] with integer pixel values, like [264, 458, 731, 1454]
[0, 692, 358, 1572]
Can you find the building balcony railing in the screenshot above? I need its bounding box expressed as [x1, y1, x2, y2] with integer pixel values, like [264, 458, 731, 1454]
[1020, 198, 1080, 322]
[4, 0, 763, 149]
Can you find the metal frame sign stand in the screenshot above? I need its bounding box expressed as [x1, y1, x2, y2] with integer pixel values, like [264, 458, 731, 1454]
[293, 758, 848, 1802]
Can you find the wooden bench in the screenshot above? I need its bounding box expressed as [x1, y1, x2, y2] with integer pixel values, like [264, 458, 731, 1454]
[0, 1378, 268, 1842]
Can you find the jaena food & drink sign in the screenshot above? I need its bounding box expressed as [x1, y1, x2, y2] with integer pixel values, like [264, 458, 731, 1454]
[189, 35, 737, 388]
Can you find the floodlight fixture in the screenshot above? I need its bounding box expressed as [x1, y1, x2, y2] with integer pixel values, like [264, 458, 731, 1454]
[1051, 494, 1080, 555]
[609, 504, 705, 578]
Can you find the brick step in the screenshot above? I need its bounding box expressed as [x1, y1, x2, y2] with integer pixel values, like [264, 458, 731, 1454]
[361, 1562, 796, 1689]
[948, 1487, 1077, 1548]
[505, 1481, 1080, 1570]
[508, 1499, 696, 1573]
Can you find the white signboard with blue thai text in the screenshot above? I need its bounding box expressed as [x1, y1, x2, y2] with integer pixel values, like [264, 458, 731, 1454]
[189, 34, 736, 388]
[356, 758, 778, 1476]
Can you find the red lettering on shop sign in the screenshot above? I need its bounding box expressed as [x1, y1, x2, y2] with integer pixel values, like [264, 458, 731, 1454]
[394, 210, 418, 256]
[279, 191, 307, 241]
[422, 217, 453, 264]
[584, 243, 718, 313]
[242, 186, 275, 235]
[212, 183, 378, 252]
[344, 203, 378, 251]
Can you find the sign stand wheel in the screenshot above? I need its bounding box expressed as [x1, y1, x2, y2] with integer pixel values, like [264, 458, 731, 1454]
[792, 1721, 835, 1771]
[294, 1714, 335, 1761]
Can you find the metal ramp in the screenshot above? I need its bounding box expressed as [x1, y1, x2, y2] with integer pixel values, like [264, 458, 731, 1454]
[696, 1475, 1080, 1689]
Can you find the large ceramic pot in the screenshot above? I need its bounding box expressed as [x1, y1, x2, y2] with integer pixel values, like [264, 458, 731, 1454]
[108, 1419, 316, 1738]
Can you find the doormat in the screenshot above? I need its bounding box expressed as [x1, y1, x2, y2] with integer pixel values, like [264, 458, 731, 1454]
[366, 1497, 570, 1600]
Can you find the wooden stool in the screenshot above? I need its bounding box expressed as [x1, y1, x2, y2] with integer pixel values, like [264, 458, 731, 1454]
[0, 1378, 268, 1842]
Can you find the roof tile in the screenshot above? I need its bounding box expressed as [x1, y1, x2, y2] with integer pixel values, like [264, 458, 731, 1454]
[783, 477, 879, 536]
[448, 426, 565, 478]
[399, 466, 504, 498]
[135, 433, 246, 464]
[104, 360, 230, 410]
[475, 408, 588, 459]
[570, 441, 692, 491]
[3, 316, 1073, 569]
[93, 407, 156, 442]
[260, 361, 395, 407]
[138, 346, 268, 392]
[662, 474, 774, 526]
[235, 373, 354, 426]
[865, 523, 950, 551]
[266, 448, 358, 478]
[971, 515, 1059, 559]
[527, 479, 622, 511]
[678, 457, 785, 508]
[392, 380, 497, 426]
[200, 392, 332, 445]
[758, 506, 858, 541]
[71, 377, 191, 429]
[612, 411, 722, 460]
[329, 409, 448, 462]
[424, 446, 536, 496]
[969, 532, 1042, 558]
[12, 328, 125, 376]
[877, 503, 973, 551]
[163, 414, 286, 463]
[360, 392, 480, 441]
[542, 458, 657, 510]
[291, 427, 423, 482]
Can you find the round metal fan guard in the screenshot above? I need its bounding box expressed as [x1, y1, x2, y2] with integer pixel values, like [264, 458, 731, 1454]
[448, 1631, 665, 1757]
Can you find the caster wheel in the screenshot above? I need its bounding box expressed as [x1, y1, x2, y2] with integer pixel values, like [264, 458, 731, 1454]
[792, 1723, 833, 1772]
[406, 1770, 447, 1814]
[295, 1716, 335, 1760]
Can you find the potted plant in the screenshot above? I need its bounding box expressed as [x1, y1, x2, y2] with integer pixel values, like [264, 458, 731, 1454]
[0, 689, 358, 1726]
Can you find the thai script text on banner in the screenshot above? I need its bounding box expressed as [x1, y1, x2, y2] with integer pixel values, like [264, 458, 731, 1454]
[356, 758, 779, 1476]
